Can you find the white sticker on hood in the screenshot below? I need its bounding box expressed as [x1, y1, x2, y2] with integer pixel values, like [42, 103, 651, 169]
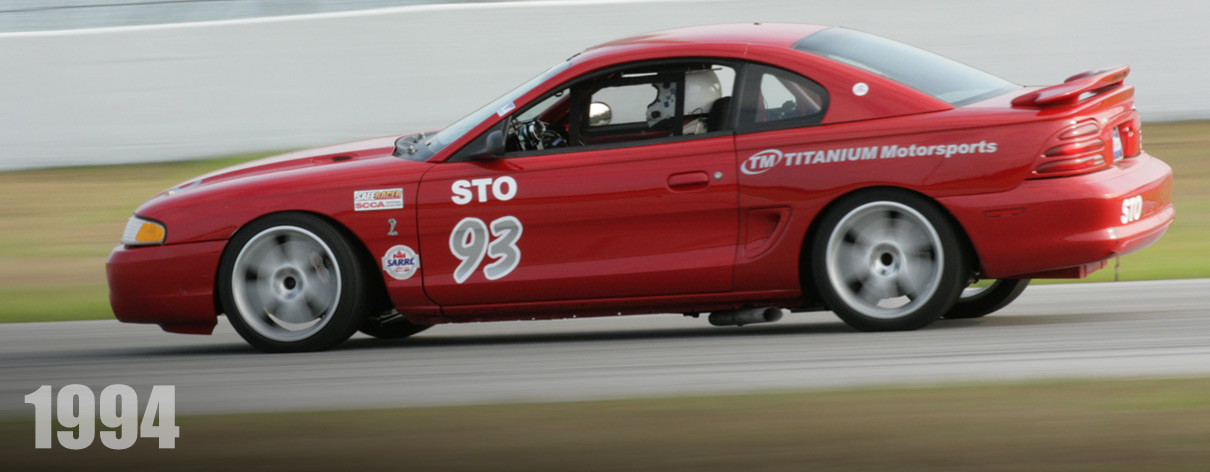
[496, 101, 516, 117]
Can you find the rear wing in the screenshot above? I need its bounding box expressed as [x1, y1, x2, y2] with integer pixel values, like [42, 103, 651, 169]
[1011, 65, 1130, 107]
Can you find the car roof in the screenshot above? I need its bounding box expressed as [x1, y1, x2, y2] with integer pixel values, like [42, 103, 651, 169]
[583, 23, 830, 54]
[427, 23, 963, 161]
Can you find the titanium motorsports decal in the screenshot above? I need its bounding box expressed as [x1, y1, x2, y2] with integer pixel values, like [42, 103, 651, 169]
[740, 141, 999, 175]
[354, 188, 404, 211]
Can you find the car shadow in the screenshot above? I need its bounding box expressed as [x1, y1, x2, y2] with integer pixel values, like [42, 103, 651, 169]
[937, 311, 1120, 328]
[339, 320, 859, 351]
[101, 310, 1108, 356]
[336, 310, 1105, 351]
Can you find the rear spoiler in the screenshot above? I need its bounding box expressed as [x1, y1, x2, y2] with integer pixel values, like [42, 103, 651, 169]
[1011, 65, 1130, 107]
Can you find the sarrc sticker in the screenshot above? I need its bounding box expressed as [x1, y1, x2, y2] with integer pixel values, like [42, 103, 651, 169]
[354, 188, 404, 212]
[381, 245, 420, 280]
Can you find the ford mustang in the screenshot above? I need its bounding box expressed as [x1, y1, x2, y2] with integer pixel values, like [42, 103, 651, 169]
[107, 23, 1175, 352]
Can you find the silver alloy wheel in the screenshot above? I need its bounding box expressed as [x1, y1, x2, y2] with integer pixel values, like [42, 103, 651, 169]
[230, 225, 341, 342]
[825, 201, 944, 320]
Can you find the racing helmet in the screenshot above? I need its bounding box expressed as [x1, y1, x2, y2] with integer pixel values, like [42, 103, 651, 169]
[684, 69, 722, 115]
[646, 70, 722, 127]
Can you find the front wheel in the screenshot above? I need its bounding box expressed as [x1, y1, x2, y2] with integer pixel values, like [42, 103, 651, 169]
[942, 279, 1030, 319]
[217, 213, 368, 353]
[811, 190, 968, 332]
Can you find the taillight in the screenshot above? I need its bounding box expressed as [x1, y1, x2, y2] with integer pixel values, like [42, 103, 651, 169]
[1035, 155, 1105, 174]
[1119, 114, 1142, 158]
[1044, 138, 1104, 157]
[1059, 122, 1099, 139]
[1031, 119, 1111, 178]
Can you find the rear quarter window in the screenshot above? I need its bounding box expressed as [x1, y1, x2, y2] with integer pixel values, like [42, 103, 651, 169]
[792, 28, 1018, 106]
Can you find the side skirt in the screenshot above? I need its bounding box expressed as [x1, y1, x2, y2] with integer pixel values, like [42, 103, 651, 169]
[434, 289, 804, 324]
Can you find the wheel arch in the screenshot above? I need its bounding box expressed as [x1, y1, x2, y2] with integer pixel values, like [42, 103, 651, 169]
[212, 210, 394, 317]
[797, 186, 982, 303]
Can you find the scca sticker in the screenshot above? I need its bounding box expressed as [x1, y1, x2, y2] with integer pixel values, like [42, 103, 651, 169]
[355, 188, 404, 211]
[381, 244, 420, 280]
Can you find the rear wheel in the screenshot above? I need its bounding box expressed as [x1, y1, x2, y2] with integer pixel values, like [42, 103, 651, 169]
[942, 279, 1030, 319]
[812, 190, 967, 331]
[218, 213, 367, 353]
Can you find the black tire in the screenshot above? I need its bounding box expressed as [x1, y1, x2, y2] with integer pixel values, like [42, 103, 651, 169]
[359, 313, 432, 339]
[217, 213, 368, 353]
[811, 189, 968, 331]
[942, 279, 1030, 319]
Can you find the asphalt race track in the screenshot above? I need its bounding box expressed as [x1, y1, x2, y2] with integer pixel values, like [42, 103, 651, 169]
[2, 279, 1208, 417]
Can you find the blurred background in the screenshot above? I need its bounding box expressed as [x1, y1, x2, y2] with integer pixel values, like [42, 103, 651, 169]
[2, 0, 1207, 321]
[1, 0, 1208, 170]
[0, 0, 515, 32]
[2, 1, 1210, 470]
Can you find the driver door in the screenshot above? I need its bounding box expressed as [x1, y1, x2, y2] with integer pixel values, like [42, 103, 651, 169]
[416, 61, 740, 308]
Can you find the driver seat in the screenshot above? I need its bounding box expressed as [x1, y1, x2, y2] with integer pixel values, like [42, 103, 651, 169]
[707, 96, 732, 132]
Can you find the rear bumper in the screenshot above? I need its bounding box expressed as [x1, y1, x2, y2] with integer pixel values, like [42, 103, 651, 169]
[106, 240, 225, 334]
[941, 152, 1174, 278]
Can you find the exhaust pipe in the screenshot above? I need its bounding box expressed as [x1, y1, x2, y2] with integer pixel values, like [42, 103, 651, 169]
[708, 307, 783, 327]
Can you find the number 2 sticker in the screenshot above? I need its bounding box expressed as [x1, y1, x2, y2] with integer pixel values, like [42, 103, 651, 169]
[449, 216, 523, 283]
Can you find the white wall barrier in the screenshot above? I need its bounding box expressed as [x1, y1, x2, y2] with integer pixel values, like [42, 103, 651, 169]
[1, 0, 1206, 170]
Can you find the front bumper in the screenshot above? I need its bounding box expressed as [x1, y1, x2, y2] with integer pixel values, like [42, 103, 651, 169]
[106, 240, 226, 334]
[941, 152, 1174, 279]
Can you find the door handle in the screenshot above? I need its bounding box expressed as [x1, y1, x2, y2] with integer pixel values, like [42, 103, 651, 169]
[667, 171, 710, 191]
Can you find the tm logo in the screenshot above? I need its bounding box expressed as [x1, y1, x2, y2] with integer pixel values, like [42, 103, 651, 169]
[741, 149, 783, 175]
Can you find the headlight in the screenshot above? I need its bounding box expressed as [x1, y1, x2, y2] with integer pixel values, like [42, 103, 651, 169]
[120, 216, 166, 246]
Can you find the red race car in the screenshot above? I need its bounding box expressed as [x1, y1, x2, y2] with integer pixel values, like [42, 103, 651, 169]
[107, 23, 1174, 352]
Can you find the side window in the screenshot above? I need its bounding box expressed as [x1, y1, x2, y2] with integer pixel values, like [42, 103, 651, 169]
[584, 65, 735, 141]
[503, 62, 736, 154]
[506, 87, 570, 152]
[589, 83, 654, 125]
[738, 64, 828, 130]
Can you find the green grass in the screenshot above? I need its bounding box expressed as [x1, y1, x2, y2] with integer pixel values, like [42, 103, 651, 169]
[0, 154, 274, 322]
[0, 285, 111, 323]
[4, 377, 1210, 471]
[1048, 121, 1210, 283]
[0, 121, 1207, 322]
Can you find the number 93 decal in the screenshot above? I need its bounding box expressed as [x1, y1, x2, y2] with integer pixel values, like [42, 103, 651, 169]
[449, 216, 522, 283]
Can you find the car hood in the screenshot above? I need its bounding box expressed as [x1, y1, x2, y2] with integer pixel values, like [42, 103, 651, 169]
[182, 135, 402, 189]
[133, 133, 438, 243]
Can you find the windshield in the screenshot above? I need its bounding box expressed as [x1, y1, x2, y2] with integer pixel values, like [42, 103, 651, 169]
[421, 60, 574, 155]
[792, 28, 1018, 106]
